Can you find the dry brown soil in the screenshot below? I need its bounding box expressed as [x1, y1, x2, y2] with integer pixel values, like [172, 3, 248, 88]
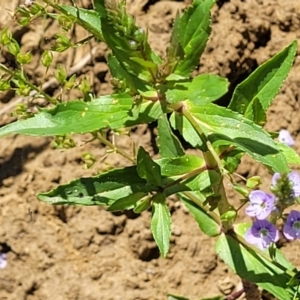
[0, 0, 300, 299]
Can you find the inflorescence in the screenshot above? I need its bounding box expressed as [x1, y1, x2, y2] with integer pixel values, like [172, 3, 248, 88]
[245, 172, 300, 250]
[245, 129, 298, 250]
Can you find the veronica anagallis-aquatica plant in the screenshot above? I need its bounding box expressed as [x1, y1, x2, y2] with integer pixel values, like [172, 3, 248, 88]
[0, 0, 300, 299]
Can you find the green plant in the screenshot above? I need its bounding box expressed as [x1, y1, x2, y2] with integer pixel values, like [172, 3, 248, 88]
[1, 0, 300, 299]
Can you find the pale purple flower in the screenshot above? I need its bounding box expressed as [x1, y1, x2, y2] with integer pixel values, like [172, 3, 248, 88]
[278, 129, 295, 147]
[287, 172, 300, 197]
[0, 253, 7, 269]
[283, 210, 300, 240]
[245, 219, 279, 250]
[245, 190, 275, 220]
[271, 172, 281, 187]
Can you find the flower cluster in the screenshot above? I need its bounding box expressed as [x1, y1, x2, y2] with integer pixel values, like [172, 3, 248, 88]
[245, 171, 300, 250]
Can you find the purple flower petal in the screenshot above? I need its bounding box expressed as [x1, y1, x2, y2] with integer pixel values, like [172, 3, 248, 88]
[245, 219, 279, 250]
[271, 173, 281, 187]
[278, 129, 295, 147]
[288, 172, 300, 197]
[283, 210, 300, 240]
[245, 190, 275, 220]
[0, 253, 7, 269]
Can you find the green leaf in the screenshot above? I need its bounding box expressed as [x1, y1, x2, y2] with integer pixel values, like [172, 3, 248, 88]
[245, 97, 267, 126]
[167, 294, 190, 300]
[133, 196, 151, 213]
[185, 170, 221, 192]
[174, 0, 215, 77]
[277, 142, 300, 165]
[180, 192, 220, 237]
[246, 176, 262, 189]
[162, 168, 220, 197]
[157, 155, 204, 177]
[151, 193, 171, 257]
[228, 41, 297, 121]
[107, 192, 147, 211]
[221, 148, 243, 173]
[60, 5, 103, 40]
[220, 210, 237, 223]
[170, 112, 204, 148]
[216, 232, 297, 300]
[137, 146, 162, 186]
[0, 95, 163, 137]
[37, 166, 152, 206]
[165, 12, 183, 72]
[287, 271, 300, 287]
[166, 74, 228, 104]
[37, 155, 206, 206]
[157, 114, 184, 158]
[186, 102, 289, 173]
[108, 54, 149, 93]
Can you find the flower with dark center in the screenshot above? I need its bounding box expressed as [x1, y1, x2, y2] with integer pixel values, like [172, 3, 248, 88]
[245, 219, 279, 250]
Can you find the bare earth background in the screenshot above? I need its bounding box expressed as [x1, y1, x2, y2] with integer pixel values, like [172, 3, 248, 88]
[0, 0, 300, 299]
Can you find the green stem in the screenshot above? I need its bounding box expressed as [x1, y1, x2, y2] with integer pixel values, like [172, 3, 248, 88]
[96, 132, 135, 163]
[0, 64, 55, 103]
[162, 165, 206, 191]
[181, 105, 216, 168]
[181, 191, 220, 225]
[179, 104, 233, 231]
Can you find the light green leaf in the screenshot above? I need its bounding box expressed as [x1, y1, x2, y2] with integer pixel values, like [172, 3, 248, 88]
[221, 148, 243, 173]
[170, 112, 204, 148]
[137, 146, 162, 186]
[277, 142, 300, 165]
[180, 193, 220, 237]
[108, 54, 149, 93]
[216, 232, 297, 299]
[187, 102, 289, 173]
[37, 155, 204, 206]
[107, 192, 147, 211]
[151, 193, 171, 257]
[174, 0, 215, 77]
[157, 114, 184, 158]
[0, 95, 163, 137]
[184, 170, 221, 192]
[130, 57, 157, 69]
[37, 166, 151, 206]
[228, 41, 297, 121]
[157, 155, 204, 177]
[61, 5, 103, 40]
[133, 196, 151, 213]
[167, 294, 190, 300]
[165, 12, 183, 72]
[245, 97, 266, 126]
[166, 74, 228, 104]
